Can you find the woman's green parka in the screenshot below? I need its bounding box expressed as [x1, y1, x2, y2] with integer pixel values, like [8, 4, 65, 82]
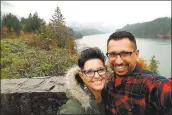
[57, 66, 105, 115]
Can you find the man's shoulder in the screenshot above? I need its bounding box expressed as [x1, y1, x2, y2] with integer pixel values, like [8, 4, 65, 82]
[135, 64, 154, 75]
[137, 67, 169, 82]
[141, 69, 158, 77]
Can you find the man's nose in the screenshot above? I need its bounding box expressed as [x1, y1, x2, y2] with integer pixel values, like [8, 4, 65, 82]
[115, 55, 123, 64]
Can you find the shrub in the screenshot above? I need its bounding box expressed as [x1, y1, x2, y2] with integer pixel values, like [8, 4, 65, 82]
[1, 38, 78, 79]
[138, 56, 159, 73]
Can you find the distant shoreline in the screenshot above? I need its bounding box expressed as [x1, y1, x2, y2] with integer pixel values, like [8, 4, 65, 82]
[134, 35, 171, 39]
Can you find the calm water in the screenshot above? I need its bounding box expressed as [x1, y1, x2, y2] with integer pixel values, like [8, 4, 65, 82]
[76, 33, 171, 78]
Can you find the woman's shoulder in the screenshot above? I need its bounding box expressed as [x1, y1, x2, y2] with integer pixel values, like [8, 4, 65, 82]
[66, 98, 82, 106]
[57, 98, 84, 114]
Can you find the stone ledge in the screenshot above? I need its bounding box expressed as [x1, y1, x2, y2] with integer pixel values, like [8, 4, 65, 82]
[1, 76, 66, 94]
[1, 76, 68, 115]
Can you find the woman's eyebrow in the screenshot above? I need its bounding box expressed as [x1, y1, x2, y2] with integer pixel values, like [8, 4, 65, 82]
[85, 67, 104, 71]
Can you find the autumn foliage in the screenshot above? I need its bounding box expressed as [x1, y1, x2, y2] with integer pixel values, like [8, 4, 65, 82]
[137, 56, 159, 73]
[1, 6, 160, 79]
[137, 58, 151, 71]
[1, 6, 78, 79]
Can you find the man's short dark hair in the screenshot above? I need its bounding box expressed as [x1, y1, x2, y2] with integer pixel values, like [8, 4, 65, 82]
[78, 47, 106, 69]
[107, 31, 137, 50]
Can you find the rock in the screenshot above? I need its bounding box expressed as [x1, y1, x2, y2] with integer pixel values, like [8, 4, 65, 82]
[1, 76, 68, 115]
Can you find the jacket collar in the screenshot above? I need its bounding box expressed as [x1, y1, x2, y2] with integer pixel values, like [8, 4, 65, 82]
[132, 63, 143, 74]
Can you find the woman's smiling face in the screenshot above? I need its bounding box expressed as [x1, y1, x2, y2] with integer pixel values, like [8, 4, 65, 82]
[79, 58, 106, 92]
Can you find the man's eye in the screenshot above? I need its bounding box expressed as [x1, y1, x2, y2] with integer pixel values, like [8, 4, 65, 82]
[122, 52, 128, 54]
[121, 52, 130, 56]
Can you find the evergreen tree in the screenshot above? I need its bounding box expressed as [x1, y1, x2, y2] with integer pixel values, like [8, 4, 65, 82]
[50, 6, 69, 48]
[2, 13, 21, 35]
[149, 55, 159, 73]
[21, 12, 45, 33]
[50, 6, 65, 26]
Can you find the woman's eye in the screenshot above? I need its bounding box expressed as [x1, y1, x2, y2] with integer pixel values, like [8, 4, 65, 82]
[85, 70, 93, 74]
[98, 68, 104, 72]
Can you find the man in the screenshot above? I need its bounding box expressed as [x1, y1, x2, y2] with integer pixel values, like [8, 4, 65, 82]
[104, 31, 172, 115]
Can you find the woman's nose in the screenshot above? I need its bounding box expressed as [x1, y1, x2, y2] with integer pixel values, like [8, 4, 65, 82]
[93, 72, 100, 78]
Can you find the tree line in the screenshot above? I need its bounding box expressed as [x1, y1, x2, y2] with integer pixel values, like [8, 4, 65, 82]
[117, 17, 171, 38]
[1, 6, 82, 40]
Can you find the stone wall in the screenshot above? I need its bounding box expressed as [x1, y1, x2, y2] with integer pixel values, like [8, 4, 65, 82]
[1, 76, 68, 115]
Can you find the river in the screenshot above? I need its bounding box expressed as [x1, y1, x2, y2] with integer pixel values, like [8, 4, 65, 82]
[76, 33, 171, 78]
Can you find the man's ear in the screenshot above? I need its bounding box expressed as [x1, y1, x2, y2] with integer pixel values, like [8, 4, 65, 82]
[135, 50, 139, 59]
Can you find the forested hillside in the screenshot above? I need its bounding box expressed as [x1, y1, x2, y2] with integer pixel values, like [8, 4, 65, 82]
[117, 17, 171, 38]
[1, 6, 79, 79]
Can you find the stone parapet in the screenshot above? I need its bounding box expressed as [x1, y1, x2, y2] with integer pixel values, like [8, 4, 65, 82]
[1, 76, 68, 115]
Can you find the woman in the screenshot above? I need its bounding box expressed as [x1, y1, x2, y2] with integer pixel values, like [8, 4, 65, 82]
[57, 47, 107, 114]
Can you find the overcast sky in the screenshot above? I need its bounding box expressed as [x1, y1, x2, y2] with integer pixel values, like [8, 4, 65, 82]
[1, 1, 171, 28]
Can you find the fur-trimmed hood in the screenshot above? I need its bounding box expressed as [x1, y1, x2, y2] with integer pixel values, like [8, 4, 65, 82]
[62, 65, 104, 114]
[65, 65, 91, 109]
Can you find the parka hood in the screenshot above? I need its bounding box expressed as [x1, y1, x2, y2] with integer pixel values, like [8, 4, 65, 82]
[65, 65, 91, 109]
